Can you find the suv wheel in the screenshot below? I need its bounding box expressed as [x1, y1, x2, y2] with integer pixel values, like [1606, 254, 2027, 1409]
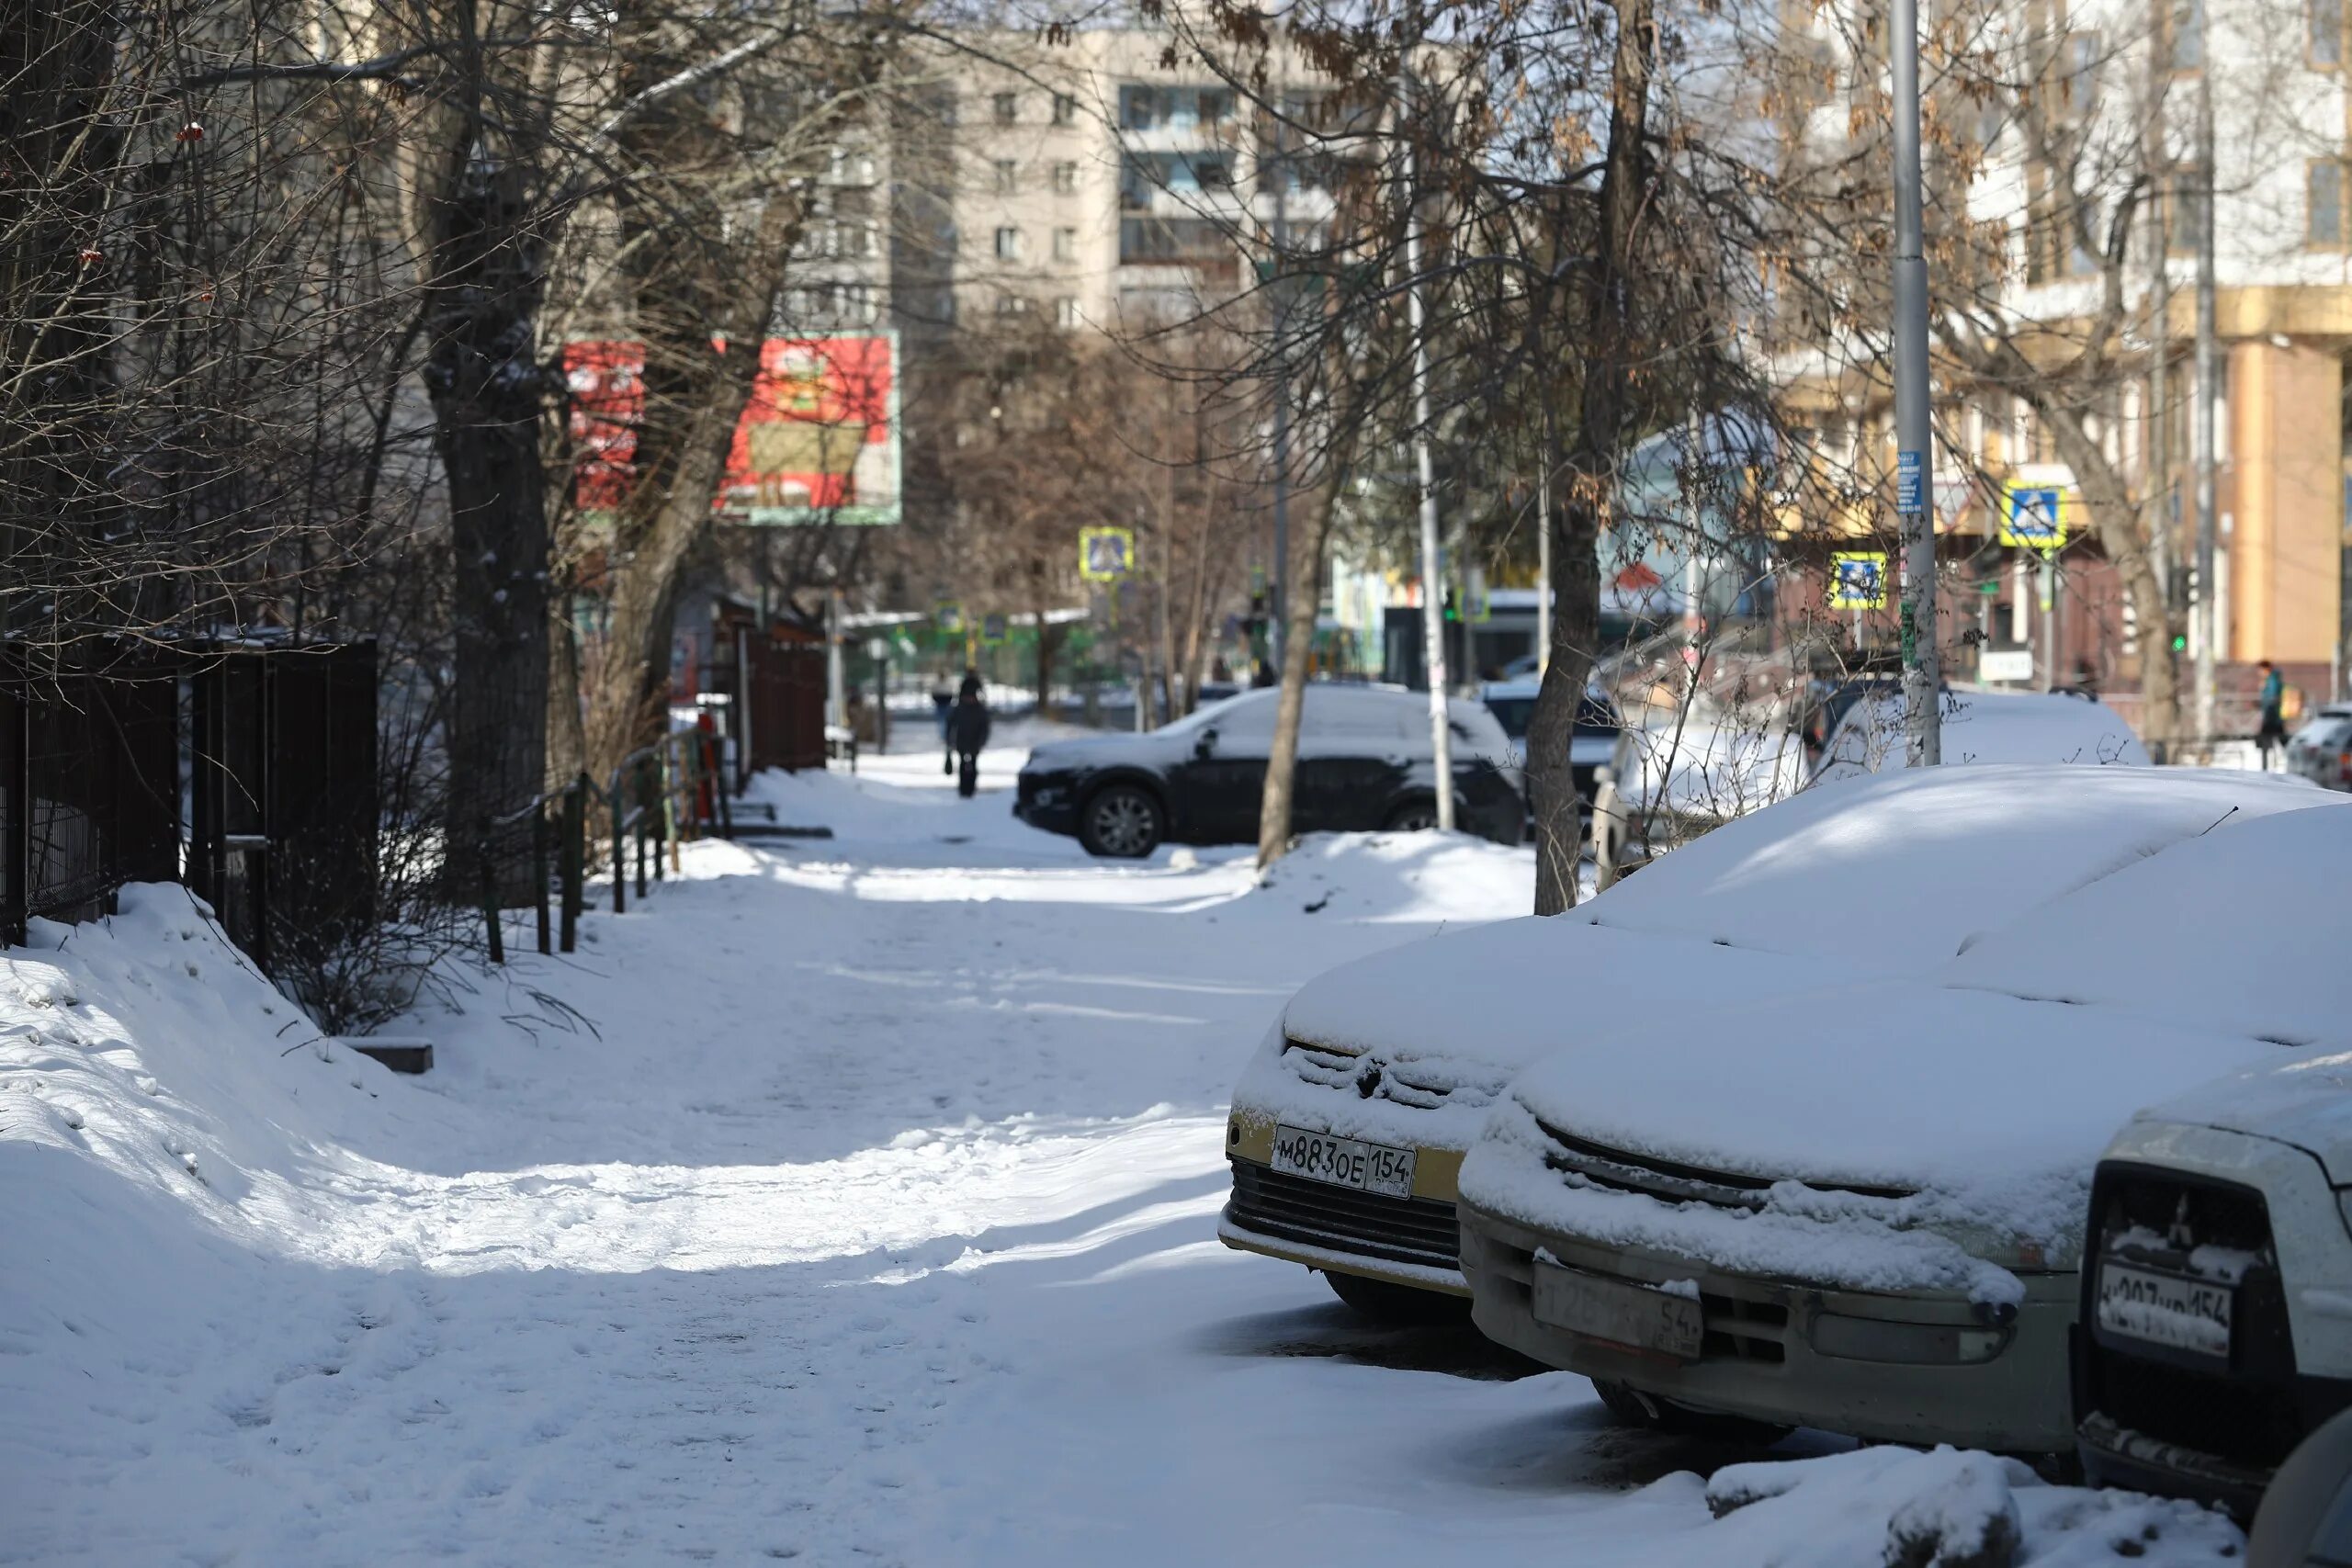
[1591, 1378, 1792, 1445]
[1324, 1269, 1469, 1325]
[1383, 798, 1440, 833]
[1080, 784, 1163, 858]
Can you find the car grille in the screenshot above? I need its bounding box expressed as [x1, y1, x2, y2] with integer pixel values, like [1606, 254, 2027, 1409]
[2078, 1162, 2307, 1475]
[1227, 1159, 1461, 1272]
[1282, 1036, 1506, 1112]
[1532, 1115, 1914, 1211]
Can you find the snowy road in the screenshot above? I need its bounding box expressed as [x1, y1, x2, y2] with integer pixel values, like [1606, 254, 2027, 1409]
[4, 743, 2245, 1565]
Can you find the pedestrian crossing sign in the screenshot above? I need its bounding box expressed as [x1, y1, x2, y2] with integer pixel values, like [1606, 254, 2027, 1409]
[1080, 526, 1135, 581]
[1999, 484, 2068, 551]
[1828, 551, 1888, 611]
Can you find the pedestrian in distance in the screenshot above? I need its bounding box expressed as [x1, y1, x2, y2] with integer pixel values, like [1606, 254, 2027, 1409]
[2257, 659, 2287, 771]
[947, 676, 991, 798]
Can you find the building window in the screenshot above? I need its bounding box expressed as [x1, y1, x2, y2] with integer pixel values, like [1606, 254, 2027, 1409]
[2169, 169, 2209, 254]
[995, 292, 1030, 316]
[2062, 33, 2099, 113]
[994, 226, 1023, 261]
[992, 91, 1018, 124]
[1056, 296, 1080, 328]
[2311, 159, 2347, 246]
[993, 159, 1018, 194]
[2316, 0, 2345, 66]
[827, 147, 876, 186]
[1052, 227, 1078, 263]
[2169, 0, 2204, 71]
[1053, 161, 1080, 195]
[1052, 93, 1078, 125]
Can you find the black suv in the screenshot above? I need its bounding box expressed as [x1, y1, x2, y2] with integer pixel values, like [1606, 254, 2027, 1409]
[1014, 686, 1524, 858]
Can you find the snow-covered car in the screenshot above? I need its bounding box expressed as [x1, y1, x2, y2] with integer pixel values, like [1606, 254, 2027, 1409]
[1477, 677, 1634, 808]
[2072, 814, 2352, 1511]
[1456, 783, 2350, 1452]
[1815, 686, 2150, 781]
[1013, 685, 1522, 858]
[2285, 703, 2352, 792]
[1221, 764, 2326, 1324]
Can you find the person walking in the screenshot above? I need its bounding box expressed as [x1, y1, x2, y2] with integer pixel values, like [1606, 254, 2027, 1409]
[2257, 659, 2287, 771]
[947, 674, 991, 798]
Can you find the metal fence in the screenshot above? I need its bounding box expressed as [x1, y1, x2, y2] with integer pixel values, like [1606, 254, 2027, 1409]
[2, 641, 379, 959]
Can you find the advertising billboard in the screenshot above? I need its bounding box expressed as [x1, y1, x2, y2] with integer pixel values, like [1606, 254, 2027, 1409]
[564, 332, 900, 526]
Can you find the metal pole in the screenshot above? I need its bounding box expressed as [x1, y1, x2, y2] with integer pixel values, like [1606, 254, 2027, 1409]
[1270, 125, 1291, 677]
[1683, 406, 1703, 637]
[1397, 28, 1455, 829]
[826, 587, 847, 733]
[1537, 460, 1552, 675]
[1892, 0, 1940, 764]
[2192, 69, 2220, 748]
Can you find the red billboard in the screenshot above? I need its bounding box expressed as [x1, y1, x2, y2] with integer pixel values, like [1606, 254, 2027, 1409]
[563, 333, 899, 525]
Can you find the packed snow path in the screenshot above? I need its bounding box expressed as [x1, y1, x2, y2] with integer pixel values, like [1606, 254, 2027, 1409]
[5, 740, 2245, 1565]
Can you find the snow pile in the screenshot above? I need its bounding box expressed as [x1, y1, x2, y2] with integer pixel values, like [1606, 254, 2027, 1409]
[1634, 1446, 2244, 1568]
[1623, 716, 1808, 823]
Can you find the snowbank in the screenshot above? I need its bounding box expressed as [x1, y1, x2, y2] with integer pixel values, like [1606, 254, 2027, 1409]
[1818, 688, 2151, 779]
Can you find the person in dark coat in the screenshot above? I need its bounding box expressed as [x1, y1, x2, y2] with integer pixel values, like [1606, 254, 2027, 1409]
[946, 678, 991, 797]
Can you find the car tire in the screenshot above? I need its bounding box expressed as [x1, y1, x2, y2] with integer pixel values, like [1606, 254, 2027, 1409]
[1079, 783, 1164, 859]
[1383, 798, 1440, 834]
[1323, 1269, 1469, 1325]
[1591, 1378, 1792, 1445]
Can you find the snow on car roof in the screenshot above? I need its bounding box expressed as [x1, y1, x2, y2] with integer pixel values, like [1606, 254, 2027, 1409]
[1583, 763, 2323, 964]
[1816, 688, 2149, 780]
[1947, 795, 2352, 1053]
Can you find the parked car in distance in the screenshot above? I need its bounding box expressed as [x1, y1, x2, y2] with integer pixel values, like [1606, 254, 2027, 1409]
[1477, 678, 1634, 807]
[2072, 812, 2352, 1513]
[1013, 685, 1522, 859]
[1456, 779, 2348, 1453]
[2286, 704, 2352, 792]
[1220, 764, 2327, 1326]
[1815, 686, 2149, 780]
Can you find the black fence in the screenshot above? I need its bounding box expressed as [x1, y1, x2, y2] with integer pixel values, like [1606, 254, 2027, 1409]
[2, 641, 379, 967]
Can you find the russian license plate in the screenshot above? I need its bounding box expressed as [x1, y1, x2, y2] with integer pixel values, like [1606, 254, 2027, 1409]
[1531, 1260, 1706, 1362]
[1270, 1124, 1417, 1199]
[2097, 1260, 2233, 1363]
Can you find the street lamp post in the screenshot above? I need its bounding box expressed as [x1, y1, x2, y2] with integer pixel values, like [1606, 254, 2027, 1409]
[1892, 0, 1941, 764]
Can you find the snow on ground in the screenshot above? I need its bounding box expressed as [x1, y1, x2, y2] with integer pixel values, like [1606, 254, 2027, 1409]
[3, 740, 2246, 1566]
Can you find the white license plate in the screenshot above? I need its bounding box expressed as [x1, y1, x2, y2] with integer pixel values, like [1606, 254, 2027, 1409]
[2097, 1260, 2233, 1362]
[1531, 1260, 1705, 1361]
[1270, 1124, 1417, 1199]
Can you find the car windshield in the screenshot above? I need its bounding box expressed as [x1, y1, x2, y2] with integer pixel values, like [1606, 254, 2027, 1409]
[1484, 693, 1619, 740]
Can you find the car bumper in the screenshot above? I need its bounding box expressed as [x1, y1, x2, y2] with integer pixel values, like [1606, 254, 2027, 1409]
[1219, 1114, 1470, 1295]
[1458, 1201, 2077, 1451]
[1011, 780, 1079, 835]
[2075, 1123, 2352, 1513]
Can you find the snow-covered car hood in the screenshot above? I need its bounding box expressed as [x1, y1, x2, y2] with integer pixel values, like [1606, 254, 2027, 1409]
[2134, 1047, 2352, 1183]
[1233, 917, 1839, 1152]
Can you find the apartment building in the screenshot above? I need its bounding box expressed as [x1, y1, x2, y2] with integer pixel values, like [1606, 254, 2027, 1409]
[895, 27, 1348, 337]
[1772, 0, 2352, 717]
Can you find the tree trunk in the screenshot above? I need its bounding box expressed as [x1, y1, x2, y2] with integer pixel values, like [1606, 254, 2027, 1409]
[1257, 486, 1337, 869]
[1529, 485, 1602, 911]
[1531, 0, 1654, 916]
[547, 593, 585, 787]
[422, 131, 551, 891]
